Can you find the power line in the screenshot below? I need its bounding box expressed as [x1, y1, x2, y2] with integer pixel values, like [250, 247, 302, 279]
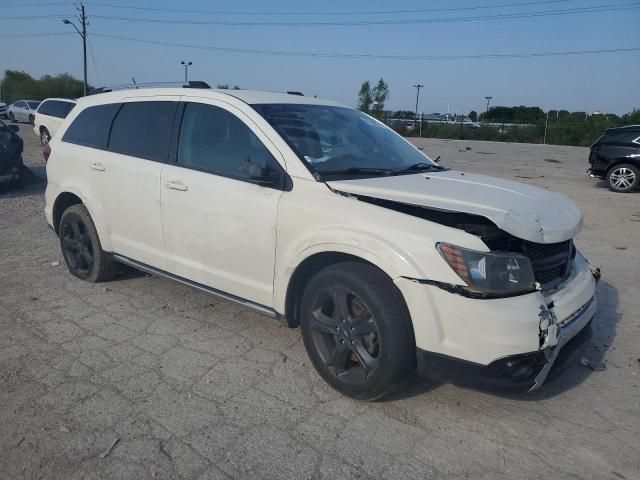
[2, 2, 71, 7]
[85, 0, 579, 16]
[0, 32, 74, 37]
[88, 3, 640, 26]
[90, 33, 640, 60]
[1, 15, 68, 20]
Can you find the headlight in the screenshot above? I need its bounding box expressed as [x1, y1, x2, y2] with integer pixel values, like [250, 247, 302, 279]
[437, 243, 536, 296]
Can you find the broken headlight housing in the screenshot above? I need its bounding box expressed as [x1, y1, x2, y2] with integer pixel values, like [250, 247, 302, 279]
[437, 243, 536, 296]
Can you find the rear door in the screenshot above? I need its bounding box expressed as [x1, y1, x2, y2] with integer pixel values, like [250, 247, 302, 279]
[97, 96, 180, 268]
[160, 99, 287, 307]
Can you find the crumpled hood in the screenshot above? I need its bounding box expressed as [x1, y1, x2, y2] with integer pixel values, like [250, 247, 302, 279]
[326, 170, 582, 244]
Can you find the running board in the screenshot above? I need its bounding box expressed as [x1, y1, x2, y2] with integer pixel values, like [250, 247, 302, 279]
[112, 254, 278, 319]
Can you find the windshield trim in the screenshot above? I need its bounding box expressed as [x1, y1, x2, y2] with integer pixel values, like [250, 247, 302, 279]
[250, 103, 438, 182]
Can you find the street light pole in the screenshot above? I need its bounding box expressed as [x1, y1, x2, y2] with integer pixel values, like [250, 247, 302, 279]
[181, 61, 192, 83]
[63, 2, 88, 96]
[413, 84, 423, 122]
[484, 96, 493, 123]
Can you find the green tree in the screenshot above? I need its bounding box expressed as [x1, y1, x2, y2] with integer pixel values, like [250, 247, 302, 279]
[468, 110, 478, 122]
[371, 78, 389, 118]
[1, 70, 85, 103]
[357, 81, 373, 113]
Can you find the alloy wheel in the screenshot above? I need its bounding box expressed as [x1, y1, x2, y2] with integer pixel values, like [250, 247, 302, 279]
[60, 217, 94, 276]
[609, 167, 636, 190]
[41, 130, 50, 145]
[309, 285, 380, 383]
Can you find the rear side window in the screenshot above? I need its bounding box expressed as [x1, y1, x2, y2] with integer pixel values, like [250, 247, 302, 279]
[38, 100, 75, 119]
[62, 103, 120, 149]
[602, 130, 640, 145]
[176, 102, 282, 183]
[108, 101, 177, 162]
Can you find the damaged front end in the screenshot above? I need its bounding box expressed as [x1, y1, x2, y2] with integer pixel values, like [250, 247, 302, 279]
[331, 187, 600, 392]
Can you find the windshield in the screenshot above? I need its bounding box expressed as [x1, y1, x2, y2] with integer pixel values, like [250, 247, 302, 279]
[27, 101, 41, 110]
[252, 104, 438, 179]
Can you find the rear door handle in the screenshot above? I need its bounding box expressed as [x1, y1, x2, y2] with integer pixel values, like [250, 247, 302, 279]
[164, 180, 188, 191]
[89, 162, 105, 171]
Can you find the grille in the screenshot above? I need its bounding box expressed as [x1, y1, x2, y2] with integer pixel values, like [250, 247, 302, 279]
[523, 240, 574, 289]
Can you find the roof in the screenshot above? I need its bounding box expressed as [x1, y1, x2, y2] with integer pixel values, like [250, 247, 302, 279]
[41, 98, 77, 103]
[606, 124, 640, 131]
[79, 87, 346, 108]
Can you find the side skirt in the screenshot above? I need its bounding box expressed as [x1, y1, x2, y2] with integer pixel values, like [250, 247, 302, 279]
[112, 254, 279, 319]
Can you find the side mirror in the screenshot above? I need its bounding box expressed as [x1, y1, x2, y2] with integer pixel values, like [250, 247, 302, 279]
[9, 124, 19, 133]
[239, 159, 283, 188]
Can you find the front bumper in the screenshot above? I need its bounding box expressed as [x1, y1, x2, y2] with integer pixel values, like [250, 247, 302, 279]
[416, 296, 596, 392]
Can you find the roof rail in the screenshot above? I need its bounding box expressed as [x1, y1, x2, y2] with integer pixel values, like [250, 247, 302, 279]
[287, 91, 304, 96]
[86, 80, 211, 95]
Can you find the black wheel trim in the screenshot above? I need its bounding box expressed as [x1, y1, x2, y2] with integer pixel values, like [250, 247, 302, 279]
[309, 285, 380, 383]
[61, 216, 94, 275]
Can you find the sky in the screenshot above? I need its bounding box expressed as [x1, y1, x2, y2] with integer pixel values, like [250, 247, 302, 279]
[1, 0, 639, 115]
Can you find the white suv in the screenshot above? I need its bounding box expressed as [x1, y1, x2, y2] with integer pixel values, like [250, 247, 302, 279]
[44, 87, 599, 399]
[33, 98, 76, 144]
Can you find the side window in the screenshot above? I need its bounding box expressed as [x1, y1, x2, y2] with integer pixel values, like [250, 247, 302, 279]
[15, 101, 26, 109]
[108, 101, 177, 161]
[37, 101, 53, 116]
[61, 102, 76, 118]
[62, 103, 121, 148]
[603, 130, 640, 145]
[177, 102, 283, 185]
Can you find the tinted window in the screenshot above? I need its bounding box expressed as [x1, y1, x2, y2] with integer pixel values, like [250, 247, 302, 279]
[602, 130, 640, 145]
[177, 103, 282, 183]
[108, 101, 177, 161]
[38, 100, 75, 118]
[62, 103, 120, 148]
[15, 102, 26, 109]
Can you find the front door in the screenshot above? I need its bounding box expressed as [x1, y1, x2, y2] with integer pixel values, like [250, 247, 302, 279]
[160, 100, 286, 307]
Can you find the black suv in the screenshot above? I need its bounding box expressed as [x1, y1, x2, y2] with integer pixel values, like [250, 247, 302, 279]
[588, 125, 640, 192]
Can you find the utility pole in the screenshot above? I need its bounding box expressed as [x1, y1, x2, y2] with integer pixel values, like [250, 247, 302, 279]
[484, 96, 493, 123]
[181, 61, 192, 83]
[543, 110, 549, 144]
[413, 84, 423, 123]
[63, 2, 88, 96]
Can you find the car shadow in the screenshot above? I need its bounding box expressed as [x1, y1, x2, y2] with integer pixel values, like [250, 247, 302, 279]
[0, 167, 45, 197]
[383, 279, 620, 402]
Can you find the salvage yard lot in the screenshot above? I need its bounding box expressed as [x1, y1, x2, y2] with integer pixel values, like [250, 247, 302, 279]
[1, 124, 639, 479]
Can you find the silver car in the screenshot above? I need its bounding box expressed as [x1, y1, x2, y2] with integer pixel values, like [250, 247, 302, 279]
[8, 100, 41, 124]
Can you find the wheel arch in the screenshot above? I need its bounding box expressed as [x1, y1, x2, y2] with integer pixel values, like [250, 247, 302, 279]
[606, 157, 640, 173]
[51, 187, 112, 250]
[282, 250, 410, 329]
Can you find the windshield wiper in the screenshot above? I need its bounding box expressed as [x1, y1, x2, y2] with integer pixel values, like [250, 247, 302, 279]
[317, 167, 393, 177]
[392, 162, 444, 174]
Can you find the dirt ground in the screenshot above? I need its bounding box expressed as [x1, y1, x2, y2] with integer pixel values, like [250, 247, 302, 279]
[1, 124, 638, 479]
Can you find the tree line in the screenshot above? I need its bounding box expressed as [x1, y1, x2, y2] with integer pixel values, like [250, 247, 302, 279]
[355, 80, 639, 147]
[1, 70, 86, 104]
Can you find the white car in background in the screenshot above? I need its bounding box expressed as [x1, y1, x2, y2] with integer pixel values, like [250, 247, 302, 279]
[33, 98, 76, 144]
[44, 86, 599, 400]
[8, 100, 41, 124]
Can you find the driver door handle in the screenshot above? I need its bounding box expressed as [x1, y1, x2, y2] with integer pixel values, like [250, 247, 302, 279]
[89, 162, 105, 171]
[164, 179, 188, 191]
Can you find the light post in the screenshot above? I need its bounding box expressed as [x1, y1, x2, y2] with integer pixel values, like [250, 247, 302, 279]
[62, 4, 87, 96]
[181, 61, 192, 83]
[413, 84, 424, 123]
[484, 96, 493, 123]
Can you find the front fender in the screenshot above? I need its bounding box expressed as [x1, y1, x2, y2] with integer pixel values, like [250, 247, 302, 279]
[272, 181, 488, 313]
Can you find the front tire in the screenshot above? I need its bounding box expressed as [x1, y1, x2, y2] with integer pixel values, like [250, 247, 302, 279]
[9, 112, 16, 123]
[29, 114, 34, 125]
[59, 204, 116, 282]
[607, 164, 639, 192]
[300, 262, 415, 400]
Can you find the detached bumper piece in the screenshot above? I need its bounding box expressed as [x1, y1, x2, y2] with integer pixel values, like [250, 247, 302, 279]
[417, 297, 597, 393]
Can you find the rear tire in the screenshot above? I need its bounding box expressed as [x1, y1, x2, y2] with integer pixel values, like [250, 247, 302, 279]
[300, 261, 415, 400]
[606, 163, 639, 192]
[59, 204, 117, 282]
[40, 127, 50, 145]
[9, 112, 16, 123]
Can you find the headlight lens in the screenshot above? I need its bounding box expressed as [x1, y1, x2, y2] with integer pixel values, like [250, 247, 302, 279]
[437, 243, 536, 295]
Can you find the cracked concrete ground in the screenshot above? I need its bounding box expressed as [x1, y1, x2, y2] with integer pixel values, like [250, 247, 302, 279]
[1, 125, 639, 479]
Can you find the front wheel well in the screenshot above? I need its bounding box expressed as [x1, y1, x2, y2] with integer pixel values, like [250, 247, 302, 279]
[284, 252, 391, 328]
[53, 192, 83, 234]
